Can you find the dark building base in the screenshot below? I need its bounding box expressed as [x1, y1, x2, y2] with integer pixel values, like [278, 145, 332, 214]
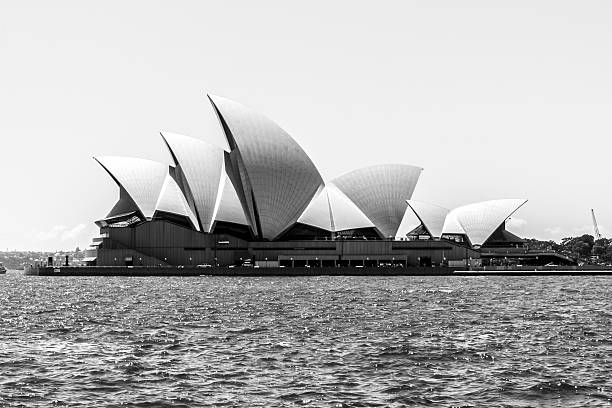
[93, 220, 481, 268]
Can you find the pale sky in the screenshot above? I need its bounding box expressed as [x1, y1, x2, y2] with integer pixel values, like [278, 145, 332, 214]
[1, 1, 611, 251]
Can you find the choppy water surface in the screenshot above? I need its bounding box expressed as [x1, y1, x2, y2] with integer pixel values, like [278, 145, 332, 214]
[0, 272, 610, 407]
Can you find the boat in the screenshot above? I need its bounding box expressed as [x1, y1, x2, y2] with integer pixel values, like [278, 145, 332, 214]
[0, 263, 6, 274]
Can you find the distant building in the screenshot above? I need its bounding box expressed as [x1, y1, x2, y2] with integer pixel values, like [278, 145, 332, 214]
[91, 94, 535, 268]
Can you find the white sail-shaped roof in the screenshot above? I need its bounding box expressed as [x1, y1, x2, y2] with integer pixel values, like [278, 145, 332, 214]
[161, 132, 225, 233]
[445, 199, 528, 246]
[441, 212, 466, 235]
[298, 186, 333, 231]
[155, 174, 200, 231]
[327, 184, 374, 231]
[406, 200, 449, 239]
[95, 156, 168, 220]
[298, 184, 375, 232]
[95, 95, 529, 246]
[106, 188, 140, 218]
[331, 164, 423, 238]
[214, 176, 249, 226]
[208, 94, 324, 240]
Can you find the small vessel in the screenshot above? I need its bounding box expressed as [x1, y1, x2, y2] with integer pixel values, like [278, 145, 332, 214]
[0, 263, 6, 274]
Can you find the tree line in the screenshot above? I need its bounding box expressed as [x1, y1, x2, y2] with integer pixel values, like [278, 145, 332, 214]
[525, 235, 612, 263]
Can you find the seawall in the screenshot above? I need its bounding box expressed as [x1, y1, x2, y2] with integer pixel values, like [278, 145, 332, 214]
[23, 266, 612, 277]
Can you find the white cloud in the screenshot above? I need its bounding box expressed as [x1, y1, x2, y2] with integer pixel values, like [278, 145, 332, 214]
[60, 224, 86, 241]
[35, 225, 68, 241]
[35, 223, 88, 242]
[544, 226, 564, 237]
[572, 224, 609, 238]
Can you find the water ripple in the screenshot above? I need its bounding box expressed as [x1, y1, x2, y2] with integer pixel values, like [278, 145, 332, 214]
[0, 273, 610, 407]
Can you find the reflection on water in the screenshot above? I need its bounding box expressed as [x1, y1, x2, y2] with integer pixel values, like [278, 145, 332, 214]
[0, 273, 610, 407]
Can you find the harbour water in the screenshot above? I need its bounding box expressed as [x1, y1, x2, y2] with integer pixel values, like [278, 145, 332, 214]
[0, 271, 610, 407]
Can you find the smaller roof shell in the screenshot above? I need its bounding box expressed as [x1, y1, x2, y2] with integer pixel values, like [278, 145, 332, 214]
[161, 132, 226, 232]
[214, 176, 249, 226]
[298, 184, 375, 232]
[441, 212, 466, 235]
[326, 184, 374, 231]
[95, 156, 168, 220]
[155, 174, 200, 230]
[406, 200, 449, 239]
[95, 156, 198, 228]
[444, 199, 528, 246]
[298, 186, 333, 231]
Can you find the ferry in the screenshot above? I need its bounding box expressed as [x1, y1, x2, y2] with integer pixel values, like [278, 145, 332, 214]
[0, 263, 6, 274]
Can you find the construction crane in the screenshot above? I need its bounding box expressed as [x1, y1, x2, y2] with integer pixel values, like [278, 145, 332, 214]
[591, 209, 602, 240]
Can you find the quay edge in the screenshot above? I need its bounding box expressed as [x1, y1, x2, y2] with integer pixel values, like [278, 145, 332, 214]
[23, 265, 611, 277]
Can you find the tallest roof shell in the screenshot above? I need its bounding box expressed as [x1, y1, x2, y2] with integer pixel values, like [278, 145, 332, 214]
[208, 94, 324, 240]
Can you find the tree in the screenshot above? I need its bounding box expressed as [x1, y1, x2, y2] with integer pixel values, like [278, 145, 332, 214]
[592, 238, 609, 257]
[559, 234, 595, 259]
[601, 245, 612, 263]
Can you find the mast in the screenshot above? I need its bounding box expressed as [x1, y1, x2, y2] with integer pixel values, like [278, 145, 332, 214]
[591, 209, 602, 240]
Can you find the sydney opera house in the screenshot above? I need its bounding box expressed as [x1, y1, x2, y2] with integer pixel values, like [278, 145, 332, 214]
[91, 94, 535, 268]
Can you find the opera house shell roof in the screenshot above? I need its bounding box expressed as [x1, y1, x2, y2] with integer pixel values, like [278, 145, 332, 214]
[95, 94, 526, 246]
[406, 199, 528, 246]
